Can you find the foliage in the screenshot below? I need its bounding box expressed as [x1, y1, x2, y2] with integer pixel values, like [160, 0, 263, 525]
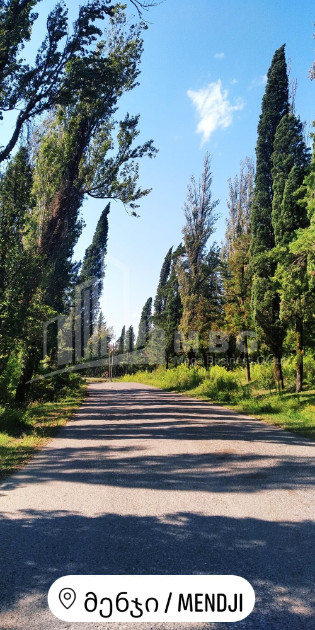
[0, 0, 122, 163]
[29, 371, 83, 402]
[117, 325, 126, 355]
[0, 4, 157, 403]
[250, 45, 290, 389]
[251, 44, 289, 254]
[0, 384, 85, 478]
[136, 297, 152, 349]
[79, 203, 110, 289]
[221, 157, 254, 380]
[153, 246, 173, 320]
[177, 153, 221, 364]
[271, 113, 310, 245]
[125, 325, 135, 353]
[121, 363, 315, 439]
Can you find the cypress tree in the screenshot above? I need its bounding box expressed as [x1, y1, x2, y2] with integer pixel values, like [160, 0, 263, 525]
[125, 325, 135, 353]
[250, 45, 290, 389]
[79, 203, 110, 291]
[271, 113, 310, 244]
[222, 158, 254, 381]
[163, 246, 183, 368]
[273, 121, 313, 391]
[153, 247, 173, 321]
[0, 148, 33, 374]
[251, 44, 289, 255]
[178, 153, 220, 366]
[136, 297, 152, 349]
[117, 325, 126, 355]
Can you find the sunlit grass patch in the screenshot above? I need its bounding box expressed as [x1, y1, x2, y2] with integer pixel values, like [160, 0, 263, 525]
[121, 366, 314, 440]
[0, 388, 85, 479]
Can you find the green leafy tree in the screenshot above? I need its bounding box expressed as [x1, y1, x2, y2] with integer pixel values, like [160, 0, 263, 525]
[117, 325, 126, 355]
[274, 123, 315, 391]
[0, 147, 36, 377]
[79, 204, 110, 287]
[271, 114, 310, 245]
[13, 6, 157, 402]
[0, 0, 159, 163]
[75, 203, 110, 361]
[152, 244, 183, 368]
[153, 246, 173, 323]
[163, 246, 183, 368]
[125, 325, 135, 353]
[136, 297, 152, 349]
[177, 153, 220, 366]
[222, 158, 254, 381]
[250, 45, 290, 389]
[251, 45, 289, 254]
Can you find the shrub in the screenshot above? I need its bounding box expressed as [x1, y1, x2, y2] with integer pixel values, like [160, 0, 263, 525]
[251, 362, 276, 392]
[0, 351, 23, 404]
[303, 354, 315, 387]
[195, 365, 240, 402]
[30, 371, 83, 402]
[0, 407, 29, 437]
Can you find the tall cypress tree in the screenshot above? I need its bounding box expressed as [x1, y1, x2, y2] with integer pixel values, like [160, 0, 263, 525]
[0, 148, 34, 374]
[222, 158, 254, 382]
[155, 245, 183, 368]
[251, 44, 289, 255]
[117, 325, 126, 355]
[153, 246, 173, 321]
[136, 297, 152, 349]
[250, 45, 290, 389]
[79, 203, 110, 290]
[272, 118, 312, 391]
[125, 325, 135, 353]
[178, 153, 219, 366]
[271, 114, 310, 244]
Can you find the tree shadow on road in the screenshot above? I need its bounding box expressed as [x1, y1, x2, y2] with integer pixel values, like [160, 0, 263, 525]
[1, 442, 313, 494]
[1, 385, 313, 494]
[0, 510, 313, 629]
[79, 386, 313, 446]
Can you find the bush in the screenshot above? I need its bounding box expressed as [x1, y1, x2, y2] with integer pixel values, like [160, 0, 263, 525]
[195, 365, 240, 402]
[30, 371, 83, 402]
[0, 407, 29, 436]
[0, 351, 23, 404]
[282, 353, 315, 390]
[251, 362, 276, 392]
[303, 354, 315, 387]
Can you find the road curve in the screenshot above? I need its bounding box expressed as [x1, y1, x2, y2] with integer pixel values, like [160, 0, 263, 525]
[0, 382, 314, 629]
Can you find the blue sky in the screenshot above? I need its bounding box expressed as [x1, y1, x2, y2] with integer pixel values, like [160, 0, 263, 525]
[1, 0, 315, 338]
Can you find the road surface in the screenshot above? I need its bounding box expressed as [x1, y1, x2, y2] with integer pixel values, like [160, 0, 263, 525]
[0, 382, 314, 629]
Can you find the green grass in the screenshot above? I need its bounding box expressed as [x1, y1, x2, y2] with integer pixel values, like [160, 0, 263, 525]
[121, 365, 315, 440]
[0, 386, 85, 480]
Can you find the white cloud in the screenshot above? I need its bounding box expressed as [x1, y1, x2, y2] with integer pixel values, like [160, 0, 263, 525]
[214, 52, 225, 59]
[187, 79, 245, 144]
[249, 74, 267, 90]
[231, 78, 238, 84]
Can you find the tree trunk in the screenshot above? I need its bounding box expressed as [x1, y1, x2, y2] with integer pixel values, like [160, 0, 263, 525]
[273, 354, 284, 391]
[15, 348, 39, 405]
[295, 317, 303, 393]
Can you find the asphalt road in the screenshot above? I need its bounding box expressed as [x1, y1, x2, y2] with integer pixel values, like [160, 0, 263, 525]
[0, 382, 314, 630]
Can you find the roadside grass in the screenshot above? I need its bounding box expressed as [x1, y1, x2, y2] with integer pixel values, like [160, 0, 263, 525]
[190, 388, 315, 440]
[121, 365, 315, 440]
[0, 386, 85, 480]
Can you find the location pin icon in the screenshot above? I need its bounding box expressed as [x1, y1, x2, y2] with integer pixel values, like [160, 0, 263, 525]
[59, 587, 76, 609]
